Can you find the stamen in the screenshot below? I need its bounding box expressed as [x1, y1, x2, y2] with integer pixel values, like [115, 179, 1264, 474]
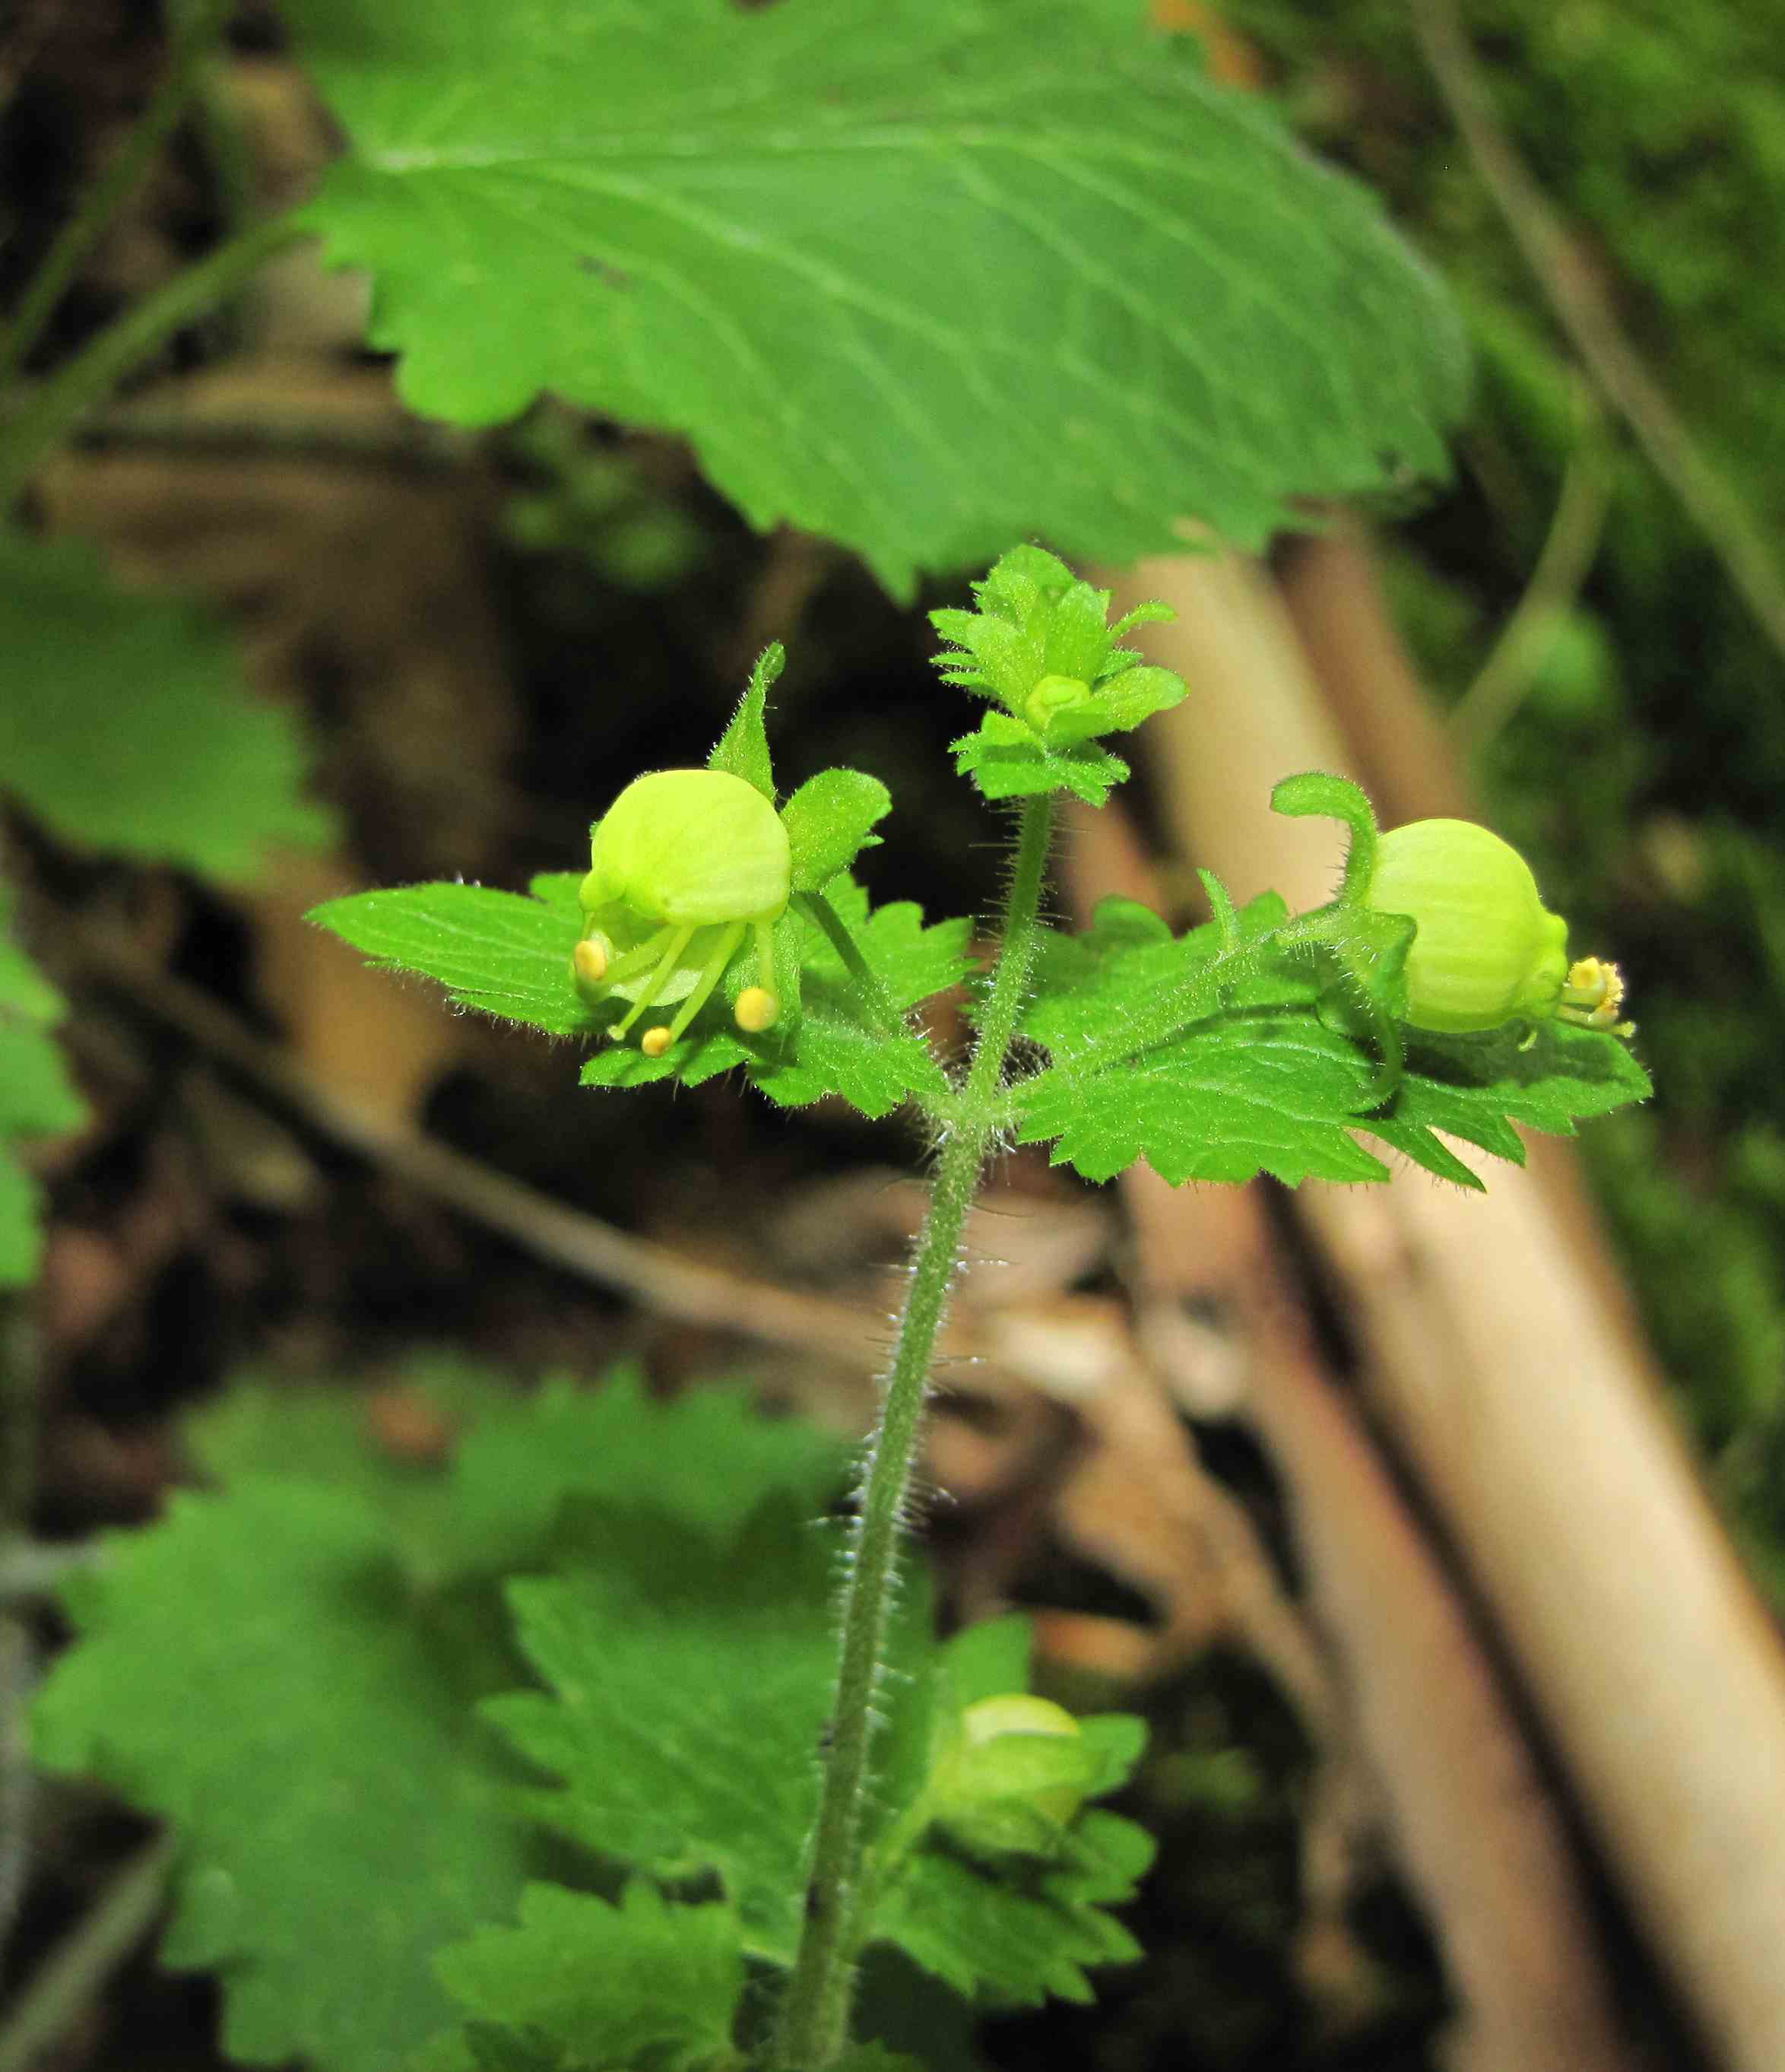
[603, 925, 681, 986]
[640, 1026, 673, 1058]
[737, 915, 780, 1033]
[735, 985, 778, 1033]
[1557, 957, 1631, 1034]
[1562, 956, 1624, 1014]
[609, 923, 695, 1038]
[572, 937, 608, 987]
[661, 919, 744, 1046]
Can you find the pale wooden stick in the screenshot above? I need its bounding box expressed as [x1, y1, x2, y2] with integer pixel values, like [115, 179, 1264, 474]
[1105, 544, 1785, 2072]
[1061, 784, 1635, 2070]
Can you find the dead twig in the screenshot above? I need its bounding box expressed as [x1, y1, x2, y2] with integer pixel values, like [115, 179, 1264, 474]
[1062, 778, 1636, 2068]
[0, 1835, 176, 2072]
[68, 923, 897, 1372]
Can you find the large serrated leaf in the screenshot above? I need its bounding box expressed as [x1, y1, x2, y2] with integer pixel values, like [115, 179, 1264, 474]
[31, 1477, 534, 2072]
[286, 0, 1465, 593]
[430, 1883, 744, 2072]
[1017, 896, 1651, 1188]
[34, 1366, 849, 2072]
[487, 1502, 937, 1968]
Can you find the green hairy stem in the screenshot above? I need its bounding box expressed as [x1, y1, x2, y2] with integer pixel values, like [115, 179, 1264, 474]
[774, 792, 1055, 2071]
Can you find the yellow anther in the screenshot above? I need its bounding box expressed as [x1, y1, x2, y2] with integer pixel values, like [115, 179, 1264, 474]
[1558, 957, 1630, 1033]
[734, 986, 779, 1033]
[640, 1026, 673, 1058]
[572, 936, 608, 986]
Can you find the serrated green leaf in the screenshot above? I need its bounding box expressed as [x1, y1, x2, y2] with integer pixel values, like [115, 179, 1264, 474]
[308, 881, 594, 1036]
[0, 529, 332, 882]
[950, 723, 1130, 807]
[1016, 894, 1650, 1188]
[782, 769, 892, 893]
[188, 1362, 847, 1589]
[1381, 1020, 1655, 1176]
[872, 1810, 1155, 2008]
[433, 1883, 744, 2072]
[708, 646, 782, 802]
[1022, 1004, 1399, 1187]
[448, 1371, 847, 1574]
[315, 864, 966, 1119]
[36, 1366, 847, 2072]
[31, 1477, 534, 2072]
[285, 0, 1463, 595]
[487, 1502, 936, 1967]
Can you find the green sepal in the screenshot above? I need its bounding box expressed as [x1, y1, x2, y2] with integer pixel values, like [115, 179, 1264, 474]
[950, 720, 1130, 807]
[780, 767, 892, 891]
[707, 643, 782, 802]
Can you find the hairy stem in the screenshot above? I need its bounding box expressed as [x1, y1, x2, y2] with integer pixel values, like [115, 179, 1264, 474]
[792, 889, 903, 1038]
[0, 211, 305, 506]
[774, 793, 1054, 2071]
[2, 0, 238, 380]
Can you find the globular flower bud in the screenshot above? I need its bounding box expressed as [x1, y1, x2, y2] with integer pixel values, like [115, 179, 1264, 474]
[580, 769, 790, 928]
[570, 768, 789, 1049]
[1365, 818, 1571, 1035]
[928, 1693, 1092, 1859]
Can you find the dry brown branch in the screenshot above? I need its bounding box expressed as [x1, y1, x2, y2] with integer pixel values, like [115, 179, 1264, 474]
[68, 922, 896, 1369]
[1061, 776, 1636, 2070]
[1109, 541, 1785, 2072]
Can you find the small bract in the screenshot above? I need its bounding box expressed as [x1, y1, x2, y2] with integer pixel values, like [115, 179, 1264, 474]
[570, 768, 791, 1053]
[1365, 817, 1628, 1036]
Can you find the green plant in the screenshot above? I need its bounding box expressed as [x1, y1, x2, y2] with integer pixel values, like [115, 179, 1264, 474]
[0, 0, 1471, 1286]
[0, 5, 1654, 2070]
[255, 547, 1639, 2072]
